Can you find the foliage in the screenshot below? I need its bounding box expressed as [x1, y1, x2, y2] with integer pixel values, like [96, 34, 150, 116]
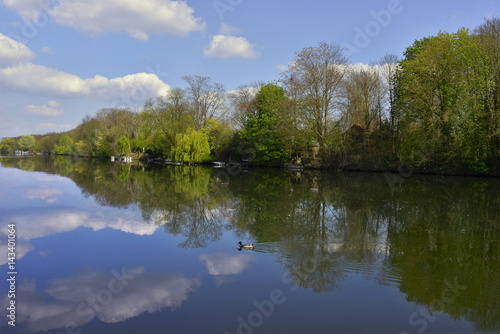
[71, 108, 139, 157]
[100, 140, 111, 157]
[117, 136, 130, 155]
[201, 118, 233, 160]
[141, 90, 193, 156]
[74, 140, 90, 156]
[54, 134, 74, 155]
[18, 135, 35, 151]
[0, 137, 15, 154]
[474, 16, 500, 162]
[38, 136, 51, 154]
[395, 29, 492, 171]
[240, 84, 289, 165]
[10, 20, 500, 173]
[17, 157, 35, 171]
[72, 115, 101, 156]
[171, 129, 211, 163]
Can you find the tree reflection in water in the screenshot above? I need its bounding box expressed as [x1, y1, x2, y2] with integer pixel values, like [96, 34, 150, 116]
[2, 156, 499, 333]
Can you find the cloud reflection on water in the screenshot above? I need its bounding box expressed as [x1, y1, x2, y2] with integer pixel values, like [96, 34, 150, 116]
[1, 267, 201, 332]
[0, 235, 33, 265]
[0, 207, 161, 264]
[24, 186, 63, 204]
[200, 252, 255, 276]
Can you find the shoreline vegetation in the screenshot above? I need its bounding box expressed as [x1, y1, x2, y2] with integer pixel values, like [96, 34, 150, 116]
[2, 18, 500, 177]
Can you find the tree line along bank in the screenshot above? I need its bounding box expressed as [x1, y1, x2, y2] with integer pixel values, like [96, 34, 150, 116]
[1, 17, 499, 175]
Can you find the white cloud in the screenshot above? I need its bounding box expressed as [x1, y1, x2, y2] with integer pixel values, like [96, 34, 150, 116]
[344, 62, 397, 85]
[26, 100, 64, 116]
[219, 22, 241, 35]
[3, 0, 206, 40]
[0, 34, 170, 104]
[2, 0, 42, 23]
[276, 64, 288, 71]
[0, 63, 170, 103]
[227, 85, 261, 100]
[35, 123, 75, 132]
[47, 100, 59, 107]
[204, 35, 261, 59]
[0, 33, 36, 67]
[347, 62, 383, 72]
[200, 252, 255, 276]
[41, 46, 54, 54]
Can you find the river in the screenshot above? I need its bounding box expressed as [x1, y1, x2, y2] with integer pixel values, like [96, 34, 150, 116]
[0, 156, 499, 333]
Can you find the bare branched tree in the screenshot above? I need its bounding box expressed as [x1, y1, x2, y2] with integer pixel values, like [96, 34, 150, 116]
[280, 42, 349, 161]
[342, 65, 383, 129]
[227, 81, 264, 129]
[182, 75, 226, 129]
[378, 53, 399, 131]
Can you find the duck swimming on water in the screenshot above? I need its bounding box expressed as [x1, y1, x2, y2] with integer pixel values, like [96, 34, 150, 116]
[237, 241, 254, 249]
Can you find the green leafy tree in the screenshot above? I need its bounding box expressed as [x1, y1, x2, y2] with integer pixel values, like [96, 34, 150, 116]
[201, 118, 233, 160]
[131, 131, 148, 154]
[73, 115, 102, 156]
[395, 29, 491, 172]
[100, 141, 111, 157]
[54, 134, 74, 155]
[74, 140, 90, 156]
[240, 84, 289, 165]
[474, 16, 500, 161]
[117, 136, 130, 155]
[0, 137, 15, 154]
[141, 89, 193, 156]
[171, 129, 211, 163]
[18, 135, 35, 152]
[72, 108, 139, 157]
[39, 136, 51, 154]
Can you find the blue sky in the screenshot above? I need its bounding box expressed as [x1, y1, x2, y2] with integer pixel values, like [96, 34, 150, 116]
[0, 0, 498, 138]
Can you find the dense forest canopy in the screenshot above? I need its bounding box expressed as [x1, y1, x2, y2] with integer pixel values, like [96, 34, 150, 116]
[2, 17, 499, 174]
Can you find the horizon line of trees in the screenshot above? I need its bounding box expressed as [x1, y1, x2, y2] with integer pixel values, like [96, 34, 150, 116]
[1, 17, 499, 174]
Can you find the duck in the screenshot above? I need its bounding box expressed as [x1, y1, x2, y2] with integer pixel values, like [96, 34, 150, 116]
[237, 241, 254, 249]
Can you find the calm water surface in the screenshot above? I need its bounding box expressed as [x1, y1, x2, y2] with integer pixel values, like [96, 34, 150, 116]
[0, 156, 499, 334]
